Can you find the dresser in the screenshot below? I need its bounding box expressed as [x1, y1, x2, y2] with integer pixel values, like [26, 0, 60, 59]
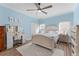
[0, 26, 6, 51]
[71, 26, 79, 56]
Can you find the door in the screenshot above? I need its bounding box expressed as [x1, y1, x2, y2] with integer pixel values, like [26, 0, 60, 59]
[0, 26, 5, 51]
[31, 23, 39, 35]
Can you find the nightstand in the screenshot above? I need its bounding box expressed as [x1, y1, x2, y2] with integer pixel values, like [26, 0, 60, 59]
[13, 35, 23, 47]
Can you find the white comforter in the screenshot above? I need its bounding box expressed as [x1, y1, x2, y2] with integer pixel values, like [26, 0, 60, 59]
[36, 31, 59, 43]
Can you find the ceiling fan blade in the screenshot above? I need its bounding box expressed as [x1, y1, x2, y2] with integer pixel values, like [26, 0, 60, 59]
[26, 9, 37, 11]
[41, 5, 52, 10]
[40, 10, 47, 15]
[35, 3, 40, 10]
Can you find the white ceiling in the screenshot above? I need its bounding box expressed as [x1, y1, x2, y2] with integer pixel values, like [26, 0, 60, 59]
[1, 3, 76, 19]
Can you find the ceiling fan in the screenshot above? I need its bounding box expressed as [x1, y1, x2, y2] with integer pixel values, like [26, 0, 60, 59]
[26, 3, 52, 15]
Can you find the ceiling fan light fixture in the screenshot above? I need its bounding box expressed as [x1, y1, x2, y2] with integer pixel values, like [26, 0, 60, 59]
[38, 10, 41, 12]
[26, 3, 52, 15]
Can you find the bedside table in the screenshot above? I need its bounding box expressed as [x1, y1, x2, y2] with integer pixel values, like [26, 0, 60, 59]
[13, 35, 23, 47]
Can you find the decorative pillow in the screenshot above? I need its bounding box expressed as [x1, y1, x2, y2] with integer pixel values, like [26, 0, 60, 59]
[46, 26, 58, 33]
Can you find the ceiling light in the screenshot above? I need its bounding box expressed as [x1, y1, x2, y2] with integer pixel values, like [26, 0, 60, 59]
[38, 10, 41, 12]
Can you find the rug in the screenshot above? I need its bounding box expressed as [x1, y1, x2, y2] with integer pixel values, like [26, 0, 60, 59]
[16, 42, 64, 56]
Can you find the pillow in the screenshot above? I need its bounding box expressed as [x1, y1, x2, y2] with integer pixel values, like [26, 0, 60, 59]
[47, 31, 58, 36]
[46, 26, 58, 33]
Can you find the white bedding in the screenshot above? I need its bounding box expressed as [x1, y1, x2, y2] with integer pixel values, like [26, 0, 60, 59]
[36, 31, 59, 43]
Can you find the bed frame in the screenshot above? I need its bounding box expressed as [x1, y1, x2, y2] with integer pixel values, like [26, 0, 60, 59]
[32, 34, 55, 50]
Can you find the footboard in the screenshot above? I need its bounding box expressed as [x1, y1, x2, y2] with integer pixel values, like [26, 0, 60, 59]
[32, 34, 55, 50]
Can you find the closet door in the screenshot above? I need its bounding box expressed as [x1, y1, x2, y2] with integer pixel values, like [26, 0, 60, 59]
[0, 26, 5, 51]
[31, 23, 39, 35]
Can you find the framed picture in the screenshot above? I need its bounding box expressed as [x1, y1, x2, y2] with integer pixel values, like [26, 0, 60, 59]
[8, 16, 14, 25]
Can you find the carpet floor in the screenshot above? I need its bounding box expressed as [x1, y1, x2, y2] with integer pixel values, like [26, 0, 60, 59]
[0, 42, 71, 56]
[16, 42, 64, 56]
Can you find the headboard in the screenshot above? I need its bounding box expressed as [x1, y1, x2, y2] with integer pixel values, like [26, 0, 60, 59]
[46, 26, 58, 33]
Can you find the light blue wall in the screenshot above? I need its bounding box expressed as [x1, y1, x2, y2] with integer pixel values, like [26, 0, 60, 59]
[0, 5, 38, 38]
[0, 5, 74, 38]
[74, 4, 79, 25]
[39, 12, 73, 27]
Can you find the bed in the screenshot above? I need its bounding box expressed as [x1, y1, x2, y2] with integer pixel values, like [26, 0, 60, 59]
[31, 22, 71, 54]
[32, 31, 58, 50]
